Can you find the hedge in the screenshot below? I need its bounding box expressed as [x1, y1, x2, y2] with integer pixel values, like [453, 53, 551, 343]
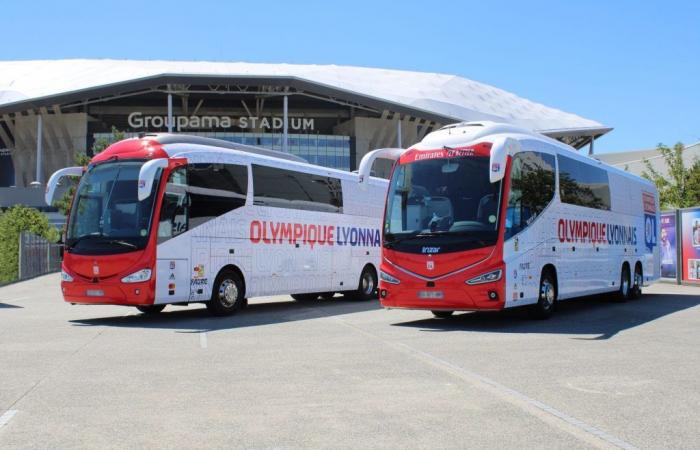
[0, 206, 60, 283]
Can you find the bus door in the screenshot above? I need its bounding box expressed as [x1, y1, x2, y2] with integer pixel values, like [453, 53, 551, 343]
[155, 166, 190, 303]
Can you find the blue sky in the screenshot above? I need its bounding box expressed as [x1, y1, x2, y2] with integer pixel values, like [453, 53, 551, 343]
[2, 0, 697, 153]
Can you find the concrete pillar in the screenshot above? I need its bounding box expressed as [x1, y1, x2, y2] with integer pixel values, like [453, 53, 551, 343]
[35, 114, 43, 185]
[283, 95, 289, 153]
[167, 89, 173, 133]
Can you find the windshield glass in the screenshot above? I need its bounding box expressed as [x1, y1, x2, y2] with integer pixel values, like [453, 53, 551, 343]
[384, 156, 502, 253]
[66, 161, 160, 254]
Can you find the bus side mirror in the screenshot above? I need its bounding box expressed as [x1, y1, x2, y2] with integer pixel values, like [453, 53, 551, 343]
[138, 158, 169, 201]
[45, 166, 83, 205]
[490, 137, 520, 183]
[358, 147, 405, 186]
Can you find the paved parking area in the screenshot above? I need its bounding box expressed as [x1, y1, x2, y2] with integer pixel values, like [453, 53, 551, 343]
[1, 274, 699, 449]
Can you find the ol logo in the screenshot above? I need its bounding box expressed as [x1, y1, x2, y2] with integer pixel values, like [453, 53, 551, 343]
[644, 214, 657, 252]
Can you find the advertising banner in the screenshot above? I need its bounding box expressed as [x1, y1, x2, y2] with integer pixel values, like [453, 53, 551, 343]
[680, 208, 700, 283]
[660, 212, 677, 279]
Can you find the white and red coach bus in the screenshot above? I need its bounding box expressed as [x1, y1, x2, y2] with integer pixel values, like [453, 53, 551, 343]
[363, 122, 660, 319]
[46, 134, 387, 315]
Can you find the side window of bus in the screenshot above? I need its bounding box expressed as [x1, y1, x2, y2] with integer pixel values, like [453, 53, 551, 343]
[187, 163, 248, 228]
[157, 163, 248, 243]
[158, 167, 189, 243]
[505, 151, 556, 239]
[558, 156, 611, 210]
[252, 164, 343, 213]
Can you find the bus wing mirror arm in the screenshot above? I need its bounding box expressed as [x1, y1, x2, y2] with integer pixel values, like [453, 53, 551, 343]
[138, 158, 169, 201]
[45, 166, 84, 206]
[490, 137, 520, 183]
[358, 148, 406, 183]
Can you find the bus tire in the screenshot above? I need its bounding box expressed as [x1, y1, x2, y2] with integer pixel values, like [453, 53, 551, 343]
[350, 265, 378, 301]
[530, 269, 556, 319]
[207, 269, 245, 316]
[136, 304, 165, 315]
[291, 293, 319, 301]
[432, 310, 454, 318]
[615, 263, 632, 302]
[631, 263, 643, 299]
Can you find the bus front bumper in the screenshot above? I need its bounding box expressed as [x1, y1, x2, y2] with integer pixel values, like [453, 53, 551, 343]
[61, 279, 155, 306]
[378, 269, 505, 311]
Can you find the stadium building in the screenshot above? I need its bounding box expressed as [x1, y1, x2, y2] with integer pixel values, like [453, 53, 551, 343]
[0, 59, 611, 207]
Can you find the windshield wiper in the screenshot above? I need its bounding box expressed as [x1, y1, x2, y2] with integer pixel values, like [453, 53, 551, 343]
[66, 232, 102, 249]
[105, 239, 137, 249]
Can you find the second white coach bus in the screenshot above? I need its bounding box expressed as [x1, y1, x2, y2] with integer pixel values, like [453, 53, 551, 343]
[46, 134, 388, 316]
[366, 122, 661, 319]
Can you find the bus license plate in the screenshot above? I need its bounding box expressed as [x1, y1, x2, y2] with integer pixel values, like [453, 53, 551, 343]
[418, 290, 443, 299]
[86, 289, 104, 297]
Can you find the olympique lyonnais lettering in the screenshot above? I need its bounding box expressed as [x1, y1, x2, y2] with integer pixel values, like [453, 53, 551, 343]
[249, 220, 380, 249]
[557, 218, 637, 245]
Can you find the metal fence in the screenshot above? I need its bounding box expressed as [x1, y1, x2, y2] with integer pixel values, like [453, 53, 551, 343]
[18, 232, 62, 280]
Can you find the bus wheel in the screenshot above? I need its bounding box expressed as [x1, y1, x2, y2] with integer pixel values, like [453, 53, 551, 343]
[432, 310, 454, 318]
[136, 304, 165, 315]
[350, 266, 378, 301]
[615, 264, 632, 302]
[291, 293, 319, 301]
[530, 270, 556, 319]
[631, 264, 643, 299]
[207, 269, 245, 316]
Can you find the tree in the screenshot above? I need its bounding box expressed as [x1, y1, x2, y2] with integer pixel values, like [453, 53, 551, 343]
[641, 142, 700, 209]
[53, 127, 125, 215]
[0, 206, 60, 283]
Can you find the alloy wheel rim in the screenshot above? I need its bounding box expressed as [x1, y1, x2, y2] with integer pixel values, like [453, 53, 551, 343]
[218, 279, 238, 308]
[362, 273, 375, 295]
[541, 279, 555, 309]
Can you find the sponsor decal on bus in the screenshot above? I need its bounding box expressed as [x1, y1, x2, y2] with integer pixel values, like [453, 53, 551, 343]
[557, 218, 637, 246]
[249, 220, 380, 249]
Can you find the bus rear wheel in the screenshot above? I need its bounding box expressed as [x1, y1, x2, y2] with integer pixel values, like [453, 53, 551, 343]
[530, 270, 556, 319]
[615, 264, 632, 302]
[631, 264, 643, 299]
[207, 269, 245, 316]
[349, 266, 378, 301]
[432, 310, 454, 318]
[136, 304, 165, 315]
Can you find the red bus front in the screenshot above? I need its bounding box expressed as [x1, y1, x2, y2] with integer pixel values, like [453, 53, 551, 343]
[378, 143, 509, 312]
[59, 141, 170, 306]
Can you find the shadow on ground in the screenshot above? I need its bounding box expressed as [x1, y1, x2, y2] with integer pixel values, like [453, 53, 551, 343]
[392, 291, 700, 340]
[70, 294, 381, 333]
[0, 302, 23, 309]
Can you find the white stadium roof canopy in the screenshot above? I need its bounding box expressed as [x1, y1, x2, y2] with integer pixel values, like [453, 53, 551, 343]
[0, 59, 610, 145]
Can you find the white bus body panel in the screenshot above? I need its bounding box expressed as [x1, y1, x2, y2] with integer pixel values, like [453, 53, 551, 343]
[152, 146, 387, 304]
[502, 138, 660, 308]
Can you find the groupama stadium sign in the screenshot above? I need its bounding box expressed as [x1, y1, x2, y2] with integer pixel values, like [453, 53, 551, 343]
[128, 112, 314, 131]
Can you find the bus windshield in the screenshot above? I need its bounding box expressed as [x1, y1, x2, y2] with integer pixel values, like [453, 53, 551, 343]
[66, 160, 161, 254]
[384, 156, 502, 253]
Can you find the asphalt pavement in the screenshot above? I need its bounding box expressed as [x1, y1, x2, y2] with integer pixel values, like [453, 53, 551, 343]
[1, 274, 699, 449]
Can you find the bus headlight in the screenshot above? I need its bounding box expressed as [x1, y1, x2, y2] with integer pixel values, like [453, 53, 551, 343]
[61, 270, 74, 282]
[380, 270, 400, 285]
[466, 269, 502, 285]
[121, 269, 152, 283]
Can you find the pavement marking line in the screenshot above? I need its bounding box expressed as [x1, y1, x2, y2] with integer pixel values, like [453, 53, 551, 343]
[0, 410, 18, 429]
[199, 332, 208, 349]
[315, 310, 638, 450]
